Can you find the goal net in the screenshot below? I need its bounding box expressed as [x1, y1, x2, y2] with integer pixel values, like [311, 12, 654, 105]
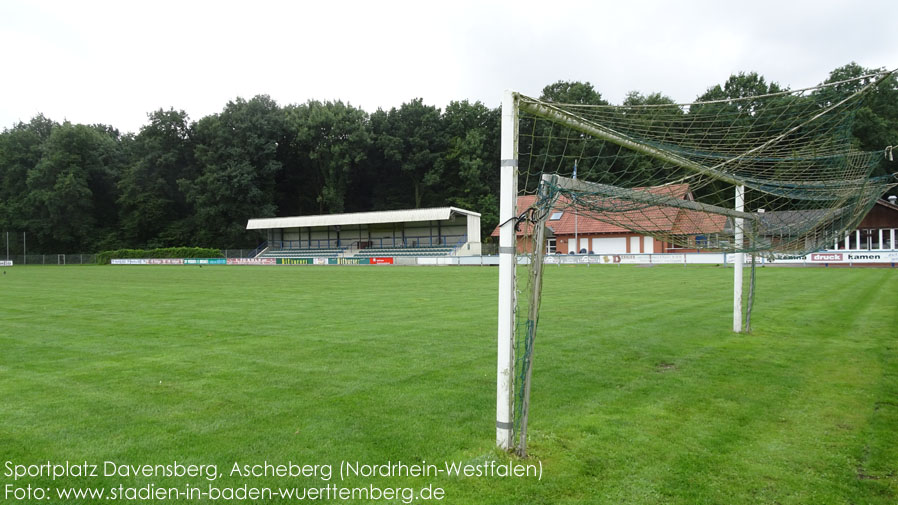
[496, 70, 898, 455]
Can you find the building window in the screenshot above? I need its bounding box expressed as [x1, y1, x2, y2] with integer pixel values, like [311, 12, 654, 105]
[863, 228, 877, 250]
[549, 211, 563, 221]
[546, 238, 556, 254]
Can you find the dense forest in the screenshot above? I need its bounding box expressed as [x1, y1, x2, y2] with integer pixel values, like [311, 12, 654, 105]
[1, 63, 895, 254]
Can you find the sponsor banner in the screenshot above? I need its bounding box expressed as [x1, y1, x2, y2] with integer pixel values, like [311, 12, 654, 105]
[536, 251, 898, 266]
[817, 252, 898, 263]
[184, 258, 227, 265]
[601, 254, 651, 264]
[226, 258, 276, 265]
[415, 257, 456, 265]
[770, 253, 808, 263]
[458, 255, 498, 266]
[771, 251, 898, 264]
[314, 257, 329, 265]
[370, 257, 394, 265]
[764, 254, 810, 263]
[615, 254, 650, 264]
[328, 257, 371, 265]
[111, 258, 149, 265]
[651, 254, 686, 264]
[544, 254, 648, 264]
[0, 260, 12, 266]
[112, 258, 186, 265]
[811, 252, 842, 262]
[720, 253, 755, 264]
[686, 253, 727, 264]
[148, 258, 184, 265]
[277, 258, 314, 265]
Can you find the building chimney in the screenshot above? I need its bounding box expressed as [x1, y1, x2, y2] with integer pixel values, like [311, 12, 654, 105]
[889, 195, 897, 205]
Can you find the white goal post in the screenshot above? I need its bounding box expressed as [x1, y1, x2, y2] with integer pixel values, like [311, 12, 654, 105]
[496, 90, 517, 450]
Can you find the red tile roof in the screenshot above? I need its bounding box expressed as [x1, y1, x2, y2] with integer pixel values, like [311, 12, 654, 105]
[491, 183, 726, 237]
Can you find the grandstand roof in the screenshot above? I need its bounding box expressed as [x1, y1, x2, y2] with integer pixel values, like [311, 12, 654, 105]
[247, 206, 480, 230]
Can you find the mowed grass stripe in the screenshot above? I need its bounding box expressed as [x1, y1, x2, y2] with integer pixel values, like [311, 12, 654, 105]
[511, 266, 896, 503]
[0, 265, 895, 504]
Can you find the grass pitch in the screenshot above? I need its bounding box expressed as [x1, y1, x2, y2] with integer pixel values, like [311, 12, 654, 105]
[0, 265, 896, 504]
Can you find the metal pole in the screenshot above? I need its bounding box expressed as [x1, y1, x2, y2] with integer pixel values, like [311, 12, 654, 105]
[496, 90, 518, 451]
[734, 185, 744, 332]
[517, 176, 551, 457]
[745, 253, 756, 333]
[23, 232, 26, 265]
[573, 159, 578, 255]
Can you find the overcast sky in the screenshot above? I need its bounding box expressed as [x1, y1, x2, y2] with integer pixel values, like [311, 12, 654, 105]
[2, 0, 896, 134]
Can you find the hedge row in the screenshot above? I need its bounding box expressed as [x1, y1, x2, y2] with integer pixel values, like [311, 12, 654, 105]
[96, 247, 223, 265]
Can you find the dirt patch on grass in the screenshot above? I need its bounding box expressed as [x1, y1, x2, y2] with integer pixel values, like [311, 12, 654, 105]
[655, 362, 677, 372]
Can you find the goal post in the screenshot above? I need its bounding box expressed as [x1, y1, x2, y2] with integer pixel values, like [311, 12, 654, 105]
[734, 185, 745, 332]
[496, 90, 518, 451]
[496, 70, 898, 455]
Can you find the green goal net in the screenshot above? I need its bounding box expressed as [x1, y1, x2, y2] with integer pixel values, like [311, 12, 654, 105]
[497, 69, 898, 456]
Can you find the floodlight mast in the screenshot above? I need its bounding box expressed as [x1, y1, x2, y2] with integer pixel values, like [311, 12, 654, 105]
[496, 90, 518, 450]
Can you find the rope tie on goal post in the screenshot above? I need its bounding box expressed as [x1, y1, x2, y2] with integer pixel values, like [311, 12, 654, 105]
[512, 179, 559, 457]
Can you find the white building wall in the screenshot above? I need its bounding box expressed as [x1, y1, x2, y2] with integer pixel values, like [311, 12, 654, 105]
[578, 238, 590, 253]
[461, 214, 482, 256]
[592, 237, 627, 253]
[644, 236, 655, 253]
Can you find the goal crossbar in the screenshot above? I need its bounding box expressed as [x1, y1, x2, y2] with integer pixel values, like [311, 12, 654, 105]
[519, 98, 746, 187]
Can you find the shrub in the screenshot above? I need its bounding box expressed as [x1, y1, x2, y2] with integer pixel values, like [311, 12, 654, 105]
[96, 247, 223, 265]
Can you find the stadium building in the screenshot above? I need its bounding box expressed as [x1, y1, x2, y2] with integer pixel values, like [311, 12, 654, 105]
[246, 207, 482, 258]
[492, 183, 727, 254]
[492, 190, 898, 255]
[833, 195, 898, 250]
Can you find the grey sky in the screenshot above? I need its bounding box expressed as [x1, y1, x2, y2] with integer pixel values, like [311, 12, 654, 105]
[2, 0, 896, 134]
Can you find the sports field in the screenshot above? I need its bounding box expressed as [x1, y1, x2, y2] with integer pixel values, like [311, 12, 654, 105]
[1, 265, 896, 504]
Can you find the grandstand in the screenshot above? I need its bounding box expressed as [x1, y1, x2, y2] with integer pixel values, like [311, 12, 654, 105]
[246, 207, 482, 259]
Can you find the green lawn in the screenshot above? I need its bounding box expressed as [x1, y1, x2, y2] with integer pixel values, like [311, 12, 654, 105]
[0, 265, 895, 504]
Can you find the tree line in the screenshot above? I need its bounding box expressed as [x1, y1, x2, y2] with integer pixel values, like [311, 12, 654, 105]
[1, 62, 894, 253]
